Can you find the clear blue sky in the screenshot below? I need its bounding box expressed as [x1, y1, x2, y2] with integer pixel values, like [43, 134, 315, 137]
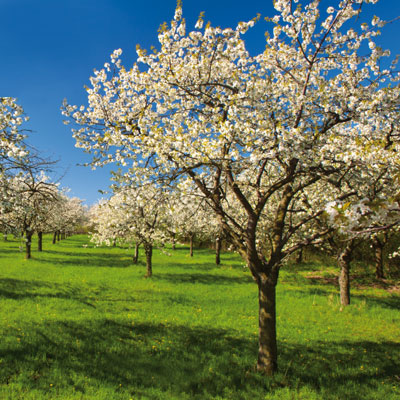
[1, 0, 399, 205]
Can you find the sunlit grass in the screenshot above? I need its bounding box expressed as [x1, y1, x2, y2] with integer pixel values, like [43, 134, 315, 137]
[0, 234, 399, 399]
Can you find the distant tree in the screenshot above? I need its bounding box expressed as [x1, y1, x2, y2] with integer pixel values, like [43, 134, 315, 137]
[47, 195, 87, 243]
[91, 183, 168, 276]
[1, 171, 59, 258]
[166, 183, 218, 257]
[325, 166, 398, 304]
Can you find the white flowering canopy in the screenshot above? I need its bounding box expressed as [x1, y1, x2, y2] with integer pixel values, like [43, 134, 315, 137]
[0, 172, 60, 235]
[63, 0, 400, 264]
[0, 97, 29, 171]
[90, 183, 170, 248]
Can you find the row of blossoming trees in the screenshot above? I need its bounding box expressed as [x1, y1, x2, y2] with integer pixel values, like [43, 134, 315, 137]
[61, 0, 400, 375]
[0, 98, 87, 258]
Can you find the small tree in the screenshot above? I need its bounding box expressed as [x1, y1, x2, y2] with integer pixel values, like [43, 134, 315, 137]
[1, 171, 59, 258]
[91, 183, 168, 276]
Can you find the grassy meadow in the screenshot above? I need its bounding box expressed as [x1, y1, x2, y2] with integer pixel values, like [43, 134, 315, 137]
[0, 234, 399, 399]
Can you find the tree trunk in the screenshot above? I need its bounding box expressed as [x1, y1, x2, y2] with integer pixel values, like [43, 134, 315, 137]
[61, 232, 66, 240]
[256, 272, 278, 375]
[171, 233, 176, 250]
[38, 232, 43, 252]
[3, 234, 7, 242]
[25, 230, 33, 259]
[296, 248, 303, 264]
[133, 242, 140, 264]
[144, 243, 153, 277]
[57, 231, 61, 242]
[372, 236, 385, 279]
[113, 238, 117, 247]
[52, 231, 57, 244]
[189, 234, 194, 257]
[215, 237, 221, 265]
[338, 242, 354, 306]
[248, 253, 279, 375]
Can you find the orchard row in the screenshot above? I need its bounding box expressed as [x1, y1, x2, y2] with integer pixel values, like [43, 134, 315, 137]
[2, 0, 399, 375]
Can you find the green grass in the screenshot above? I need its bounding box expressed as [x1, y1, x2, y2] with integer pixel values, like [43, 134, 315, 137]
[0, 235, 399, 399]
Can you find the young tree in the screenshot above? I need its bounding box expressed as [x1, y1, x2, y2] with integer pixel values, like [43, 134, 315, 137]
[0, 171, 59, 258]
[63, 0, 400, 374]
[91, 183, 168, 276]
[166, 183, 218, 257]
[47, 194, 87, 242]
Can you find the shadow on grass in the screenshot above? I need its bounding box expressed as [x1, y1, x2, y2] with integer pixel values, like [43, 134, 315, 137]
[0, 278, 97, 307]
[37, 252, 132, 268]
[286, 284, 400, 312]
[152, 272, 253, 285]
[157, 261, 219, 272]
[0, 248, 24, 258]
[284, 260, 336, 272]
[0, 319, 399, 399]
[352, 293, 400, 311]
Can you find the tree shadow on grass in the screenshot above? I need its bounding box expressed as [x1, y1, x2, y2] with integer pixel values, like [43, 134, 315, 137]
[158, 261, 219, 272]
[284, 260, 336, 272]
[0, 319, 399, 399]
[152, 272, 253, 285]
[286, 285, 400, 313]
[0, 278, 97, 307]
[352, 292, 400, 311]
[37, 253, 132, 268]
[0, 248, 23, 258]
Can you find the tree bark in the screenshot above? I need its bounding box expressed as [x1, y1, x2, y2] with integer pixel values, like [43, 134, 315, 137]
[246, 244, 280, 375]
[296, 248, 303, 264]
[38, 232, 43, 252]
[57, 231, 61, 242]
[133, 242, 140, 264]
[3, 234, 7, 242]
[256, 274, 278, 375]
[25, 230, 33, 259]
[171, 233, 176, 250]
[215, 236, 221, 265]
[144, 243, 153, 277]
[189, 234, 194, 257]
[372, 236, 385, 279]
[52, 231, 57, 244]
[338, 241, 354, 306]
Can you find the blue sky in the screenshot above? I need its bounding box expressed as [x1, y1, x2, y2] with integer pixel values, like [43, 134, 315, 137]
[1, 0, 399, 205]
